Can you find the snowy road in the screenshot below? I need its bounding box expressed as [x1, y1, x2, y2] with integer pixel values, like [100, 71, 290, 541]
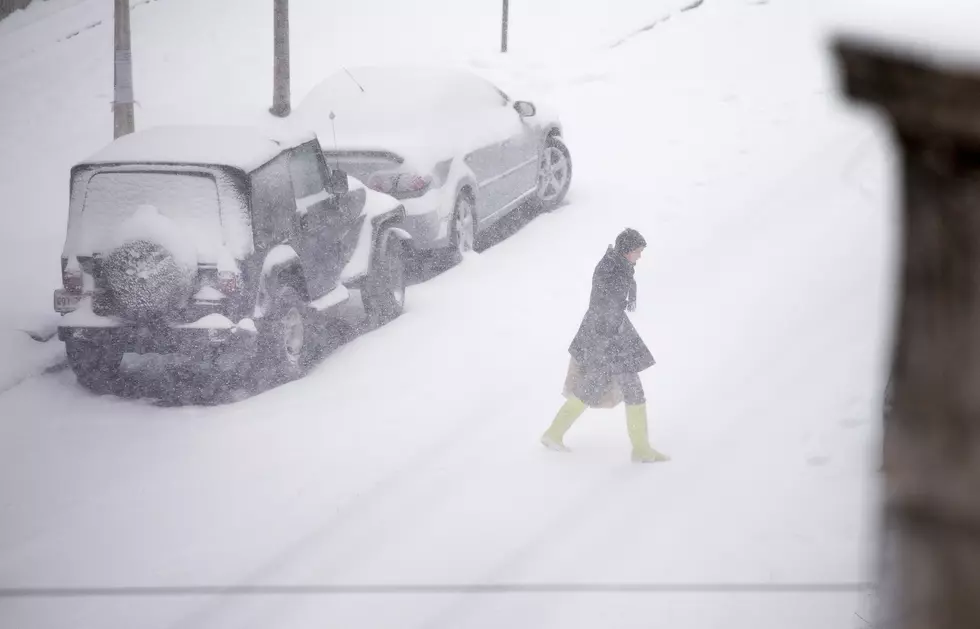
[0, 0, 892, 627]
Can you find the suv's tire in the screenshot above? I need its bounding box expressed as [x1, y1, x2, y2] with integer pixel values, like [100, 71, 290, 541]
[533, 135, 572, 212]
[66, 338, 123, 393]
[103, 239, 195, 320]
[363, 231, 407, 327]
[253, 284, 310, 389]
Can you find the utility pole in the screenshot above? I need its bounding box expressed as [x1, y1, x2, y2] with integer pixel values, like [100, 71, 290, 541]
[270, 0, 290, 117]
[113, 0, 135, 138]
[501, 0, 509, 53]
[836, 35, 980, 629]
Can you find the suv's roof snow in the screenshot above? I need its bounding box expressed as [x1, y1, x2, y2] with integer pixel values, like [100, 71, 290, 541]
[79, 125, 318, 172]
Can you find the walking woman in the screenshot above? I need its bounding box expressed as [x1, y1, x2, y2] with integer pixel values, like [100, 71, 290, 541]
[541, 228, 669, 463]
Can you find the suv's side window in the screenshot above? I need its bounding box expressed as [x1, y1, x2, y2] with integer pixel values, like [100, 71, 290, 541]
[288, 144, 332, 215]
[251, 153, 295, 249]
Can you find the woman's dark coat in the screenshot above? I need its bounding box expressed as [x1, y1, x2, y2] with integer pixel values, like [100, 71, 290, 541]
[569, 247, 655, 384]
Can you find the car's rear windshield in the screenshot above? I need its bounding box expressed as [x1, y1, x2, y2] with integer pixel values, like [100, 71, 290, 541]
[79, 170, 224, 259]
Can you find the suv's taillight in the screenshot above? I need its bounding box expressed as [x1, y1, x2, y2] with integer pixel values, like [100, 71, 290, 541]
[217, 269, 241, 295]
[62, 258, 83, 293]
[367, 171, 433, 199]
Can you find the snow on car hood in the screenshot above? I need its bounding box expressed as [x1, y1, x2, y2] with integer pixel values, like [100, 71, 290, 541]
[316, 123, 495, 170]
[296, 109, 521, 172]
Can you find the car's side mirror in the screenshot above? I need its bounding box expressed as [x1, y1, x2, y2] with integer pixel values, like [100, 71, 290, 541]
[514, 101, 536, 118]
[327, 168, 349, 195]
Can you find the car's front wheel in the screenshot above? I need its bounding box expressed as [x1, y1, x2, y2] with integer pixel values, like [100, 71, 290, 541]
[66, 337, 123, 393]
[450, 192, 476, 257]
[534, 135, 572, 211]
[363, 231, 407, 327]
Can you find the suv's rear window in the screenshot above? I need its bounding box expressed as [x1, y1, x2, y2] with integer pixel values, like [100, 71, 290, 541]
[80, 171, 224, 260]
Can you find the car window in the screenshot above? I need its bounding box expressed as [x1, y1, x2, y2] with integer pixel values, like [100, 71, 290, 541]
[288, 144, 328, 200]
[79, 170, 224, 258]
[250, 154, 295, 249]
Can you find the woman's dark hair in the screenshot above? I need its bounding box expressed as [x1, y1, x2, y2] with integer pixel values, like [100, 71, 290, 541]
[614, 228, 646, 255]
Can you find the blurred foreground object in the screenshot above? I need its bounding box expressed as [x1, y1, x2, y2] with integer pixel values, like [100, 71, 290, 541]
[836, 34, 980, 628]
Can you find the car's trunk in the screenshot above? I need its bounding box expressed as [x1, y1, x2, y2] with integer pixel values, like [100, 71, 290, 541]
[320, 150, 404, 185]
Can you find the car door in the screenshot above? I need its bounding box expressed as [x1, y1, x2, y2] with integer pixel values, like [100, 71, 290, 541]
[455, 109, 509, 227]
[500, 105, 543, 202]
[470, 89, 540, 226]
[287, 141, 363, 300]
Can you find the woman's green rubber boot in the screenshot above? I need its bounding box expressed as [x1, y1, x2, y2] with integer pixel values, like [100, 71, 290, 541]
[541, 397, 587, 452]
[626, 404, 669, 463]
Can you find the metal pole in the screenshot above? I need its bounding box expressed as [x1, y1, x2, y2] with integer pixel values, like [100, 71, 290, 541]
[501, 0, 509, 53]
[836, 36, 980, 629]
[270, 0, 291, 117]
[113, 0, 135, 138]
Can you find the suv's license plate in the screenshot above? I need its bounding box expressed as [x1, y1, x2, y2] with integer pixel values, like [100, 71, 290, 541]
[54, 290, 82, 313]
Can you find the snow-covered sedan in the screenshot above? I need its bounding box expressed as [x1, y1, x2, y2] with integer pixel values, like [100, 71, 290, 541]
[290, 66, 573, 259]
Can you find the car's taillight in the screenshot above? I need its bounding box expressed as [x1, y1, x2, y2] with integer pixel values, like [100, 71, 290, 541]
[62, 258, 83, 293]
[367, 172, 433, 198]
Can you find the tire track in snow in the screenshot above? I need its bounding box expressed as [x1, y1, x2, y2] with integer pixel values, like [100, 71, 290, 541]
[158, 384, 549, 629]
[409, 468, 655, 629]
[0, 0, 162, 71]
[0, 358, 67, 398]
[608, 0, 706, 49]
[56, 19, 101, 42]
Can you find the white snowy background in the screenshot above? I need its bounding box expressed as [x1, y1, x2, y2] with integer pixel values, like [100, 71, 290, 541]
[0, 0, 903, 626]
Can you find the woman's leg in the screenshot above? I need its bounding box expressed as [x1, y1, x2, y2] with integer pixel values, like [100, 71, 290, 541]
[542, 360, 613, 451]
[619, 372, 646, 406]
[619, 372, 669, 463]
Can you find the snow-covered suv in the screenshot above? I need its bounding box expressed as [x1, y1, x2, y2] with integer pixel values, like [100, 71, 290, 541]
[54, 125, 410, 394]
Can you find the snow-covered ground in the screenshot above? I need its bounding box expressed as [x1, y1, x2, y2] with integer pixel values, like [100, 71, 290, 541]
[0, 0, 895, 627]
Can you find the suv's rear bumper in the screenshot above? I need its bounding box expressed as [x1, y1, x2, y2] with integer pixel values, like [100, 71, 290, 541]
[56, 295, 258, 357]
[58, 323, 258, 357]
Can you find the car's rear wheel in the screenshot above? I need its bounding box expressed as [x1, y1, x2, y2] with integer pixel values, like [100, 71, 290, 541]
[534, 135, 573, 211]
[66, 337, 123, 393]
[253, 284, 310, 389]
[363, 231, 407, 327]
